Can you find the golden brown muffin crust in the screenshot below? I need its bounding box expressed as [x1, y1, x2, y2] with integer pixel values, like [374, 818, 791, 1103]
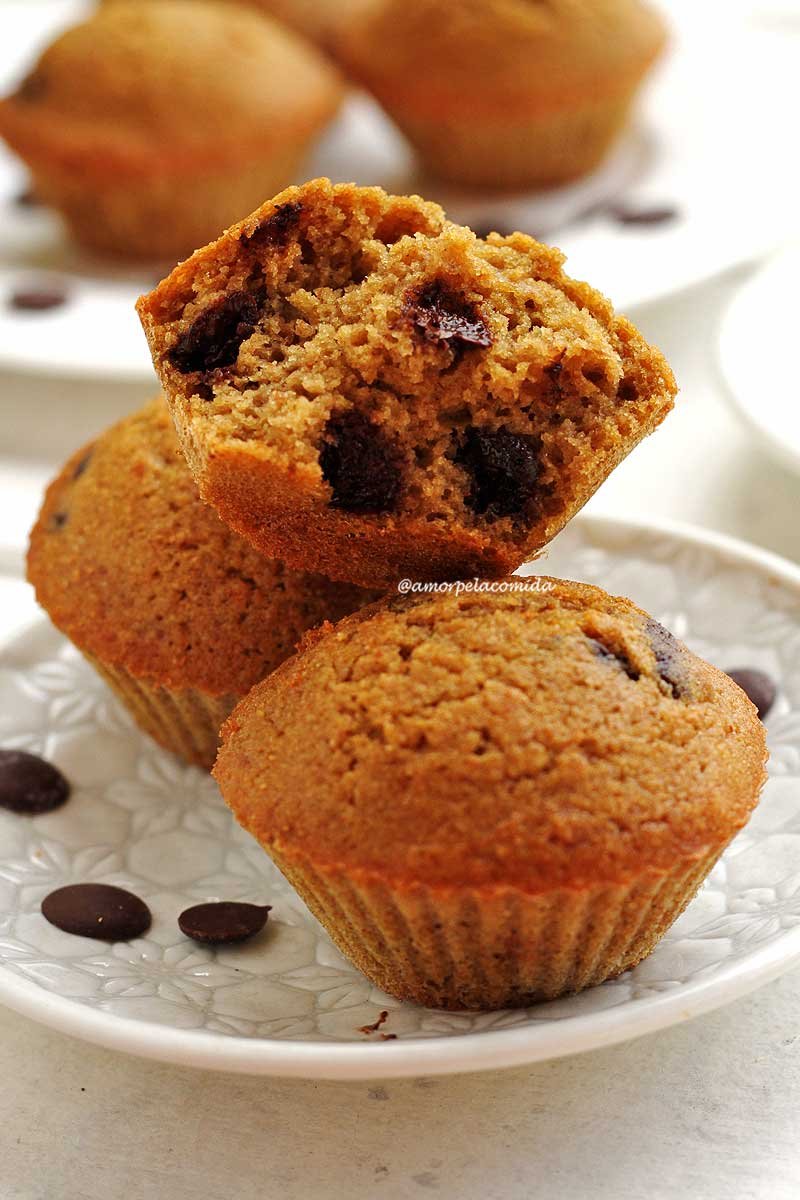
[216, 580, 767, 891]
[340, 0, 667, 113]
[27, 397, 376, 698]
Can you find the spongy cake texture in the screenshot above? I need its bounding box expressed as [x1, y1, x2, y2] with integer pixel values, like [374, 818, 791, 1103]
[138, 179, 676, 588]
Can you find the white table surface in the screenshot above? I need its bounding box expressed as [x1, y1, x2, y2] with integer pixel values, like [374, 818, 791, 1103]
[2, 259, 800, 1198]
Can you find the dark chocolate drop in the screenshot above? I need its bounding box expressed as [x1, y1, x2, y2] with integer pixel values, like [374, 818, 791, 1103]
[0, 749, 70, 815]
[42, 884, 151, 941]
[178, 901, 271, 945]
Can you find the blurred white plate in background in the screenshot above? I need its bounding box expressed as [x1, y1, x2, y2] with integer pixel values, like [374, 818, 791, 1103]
[0, 0, 797, 381]
[719, 243, 800, 478]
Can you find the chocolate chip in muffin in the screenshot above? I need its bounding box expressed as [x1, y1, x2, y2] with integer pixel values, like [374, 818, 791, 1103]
[455, 428, 541, 522]
[42, 884, 151, 941]
[50, 510, 68, 531]
[178, 901, 271, 945]
[726, 668, 777, 721]
[241, 201, 303, 249]
[404, 280, 492, 351]
[646, 618, 686, 698]
[167, 291, 262, 374]
[72, 450, 93, 479]
[320, 409, 403, 512]
[586, 635, 640, 681]
[0, 749, 70, 815]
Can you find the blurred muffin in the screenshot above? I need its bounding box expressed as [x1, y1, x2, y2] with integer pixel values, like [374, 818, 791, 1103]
[339, 0, 667, 189]
[0, 1, 343, 260]
[27, 397, 376, 769]
[215, 580, 767, 1010]
[231, 0, 378, 53]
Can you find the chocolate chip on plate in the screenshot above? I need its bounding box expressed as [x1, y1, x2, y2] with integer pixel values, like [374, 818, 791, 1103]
[42, 884, 151, 941]
[0, 749, 70, 815]
[608, 204, 679, 227]
[178, 901, 271, 945]
[9, 285, 68, 312]
[726, 668, 777, 720]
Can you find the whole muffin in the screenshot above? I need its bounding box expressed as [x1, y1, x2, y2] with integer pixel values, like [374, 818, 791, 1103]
[339, 0, 667, 189]
[137, 179, 676, 589]
[215, 580, 767, 1010]
[27, 397, 376, 769]
[0, 1, 343, 261]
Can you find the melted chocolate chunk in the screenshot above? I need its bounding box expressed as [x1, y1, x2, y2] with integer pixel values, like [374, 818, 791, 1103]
[320, 410, 403, 512]
[0, 749, 70, 815]
[455, 428, 540, 521]
[178, 901, 271, 945]
[587, 637, 640, 681]
[167, 291, 261, 374]
[405, 280, 492, 351]
[9, 285, 68, 312]
[42, 884, 151, 941]
[645, 619, 686, 698]
[241, 201, 303, 249]
[726, 668, 777, 721]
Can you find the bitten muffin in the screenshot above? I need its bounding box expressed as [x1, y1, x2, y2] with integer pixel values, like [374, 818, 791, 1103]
[27, 397, 375, 769]
[338, 0, 666, 189]
[215, 580, 767, 1011]
[0, 2, 343, 261]
[137, 179, 676, 589]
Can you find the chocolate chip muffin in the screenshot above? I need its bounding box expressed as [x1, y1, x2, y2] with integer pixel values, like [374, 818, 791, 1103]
[27, 397, 376, 769]
[137, 179, 676, 588]
[339, 0, 667, 189]
[215, 579, 767, 1010]
[0, 1, 343, 260]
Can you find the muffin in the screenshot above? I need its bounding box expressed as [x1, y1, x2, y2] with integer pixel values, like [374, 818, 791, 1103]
[338, 0, 667, 189]
[215, 580, 767, 1010]
[0, 1, 343, 261]
[137, 179, 676, 589]
[229, 0, 378, 53]
[26, 397, 376, 769]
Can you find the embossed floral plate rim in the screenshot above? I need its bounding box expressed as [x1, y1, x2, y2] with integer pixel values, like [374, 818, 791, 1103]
[2, 514, 800, 1080]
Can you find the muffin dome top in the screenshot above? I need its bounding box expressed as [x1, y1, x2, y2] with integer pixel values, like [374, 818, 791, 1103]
[2, 1, 342, 170]
[340, 0, 666, 102]
[216, 580, 767, 890]
[27, 397, 375, 697]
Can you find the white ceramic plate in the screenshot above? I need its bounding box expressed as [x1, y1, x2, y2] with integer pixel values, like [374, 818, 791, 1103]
[2, 514, 800, 1080]
[718, 243, 800, 478]
[0, 1, 797, 380]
